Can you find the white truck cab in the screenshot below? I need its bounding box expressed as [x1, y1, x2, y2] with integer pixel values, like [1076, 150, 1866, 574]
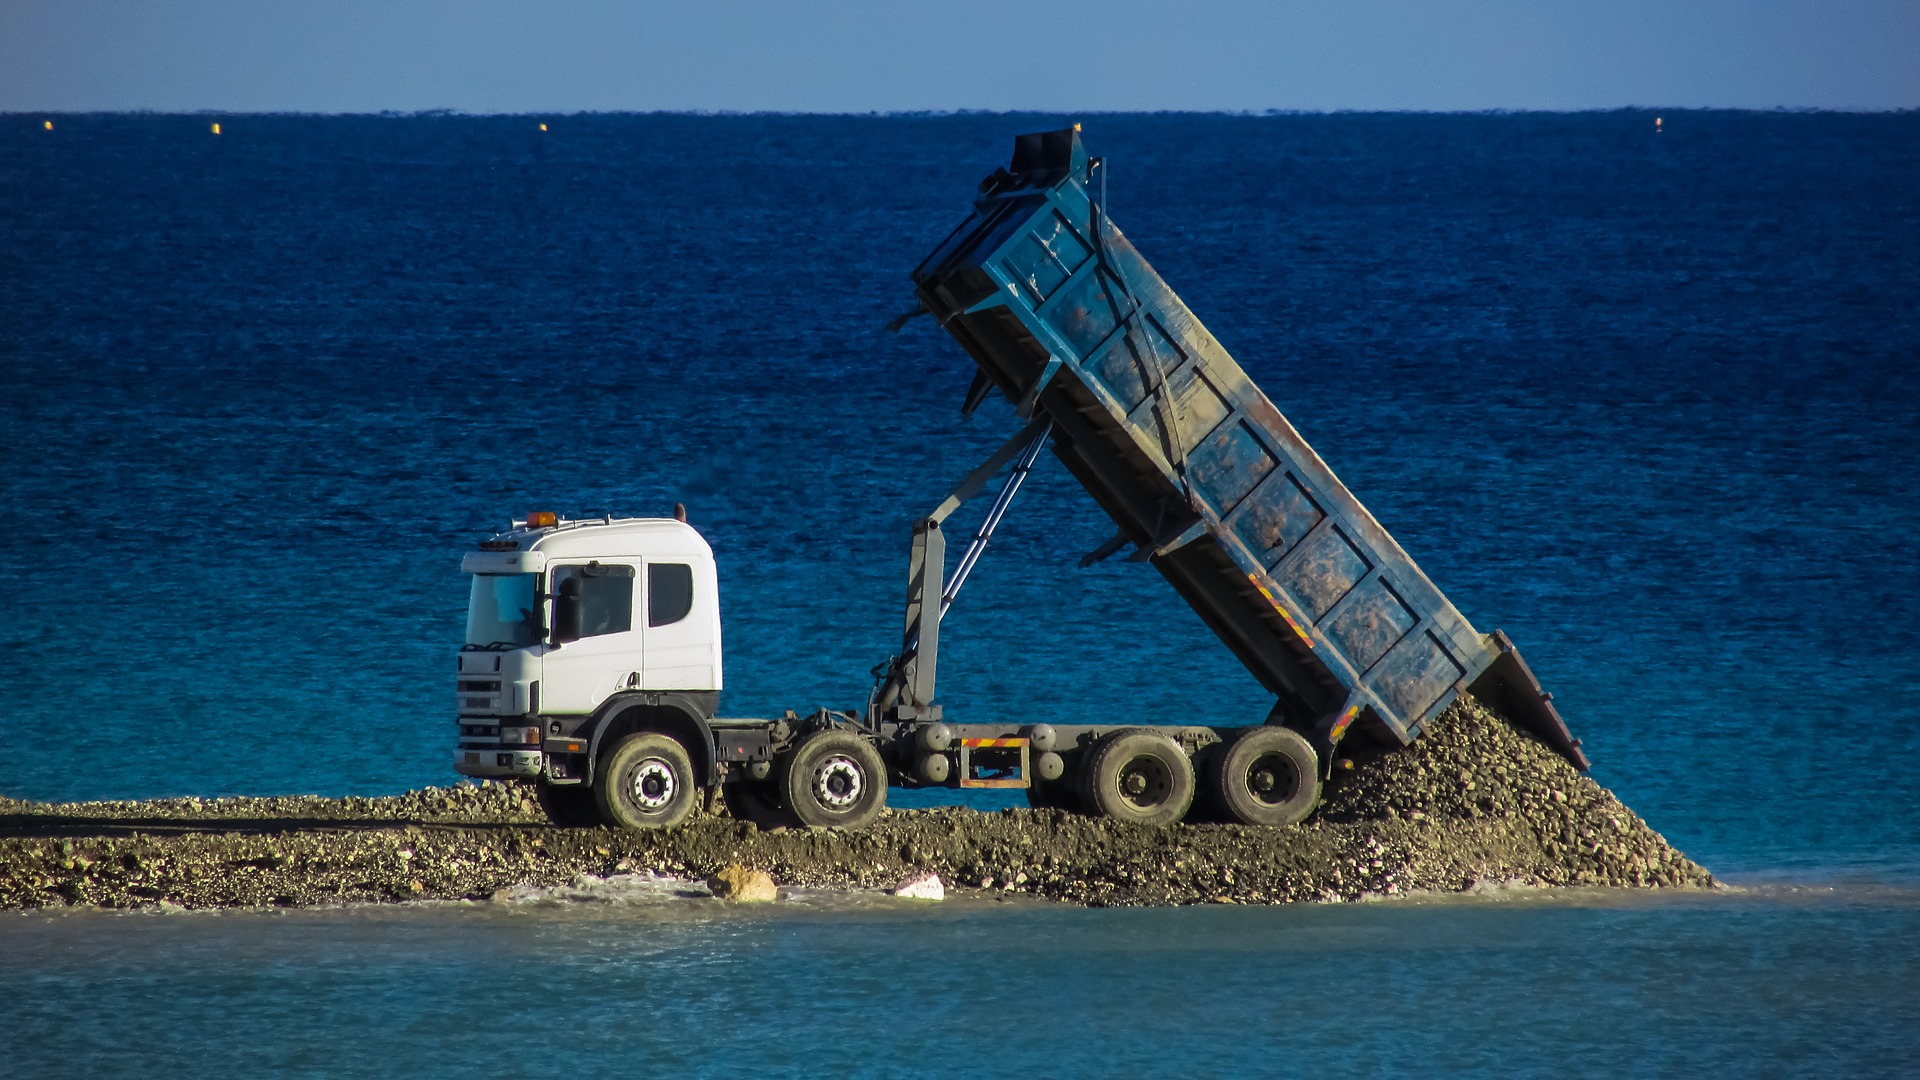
[454, 513, 722, 784]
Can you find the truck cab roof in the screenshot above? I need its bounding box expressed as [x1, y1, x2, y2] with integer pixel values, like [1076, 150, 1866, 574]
[461, 516, 713, 574]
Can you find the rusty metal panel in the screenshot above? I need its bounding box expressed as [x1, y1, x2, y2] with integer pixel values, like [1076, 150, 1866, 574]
[1323, 576, 1419, 672]
[1372, 631, 1469, 723]
[911, 128, 1586, 769]
[1189, 420, 1279, 514]
[1279, 525, 1370, 622]
[1226, 471, 1324, 570]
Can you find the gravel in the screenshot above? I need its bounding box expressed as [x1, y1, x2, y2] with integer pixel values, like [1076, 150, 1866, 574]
[0, 696, 1712, 910]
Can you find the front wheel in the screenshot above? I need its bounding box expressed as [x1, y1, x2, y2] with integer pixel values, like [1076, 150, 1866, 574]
[778, 730, 888, 830]
[1208, 725, 1320, 827]
[594, 732, 699, 829]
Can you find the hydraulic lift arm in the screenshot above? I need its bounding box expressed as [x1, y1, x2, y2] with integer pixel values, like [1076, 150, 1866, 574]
[870, 416, 1054, 722]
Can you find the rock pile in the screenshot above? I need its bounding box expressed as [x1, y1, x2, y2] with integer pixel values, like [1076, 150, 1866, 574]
[0, 696, 1712, 910]
[1314, 695, 1706, 890]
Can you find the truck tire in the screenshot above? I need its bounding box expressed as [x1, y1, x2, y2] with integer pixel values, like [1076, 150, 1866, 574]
[536, 782, 605, 827]
[594, 732, 699, 830]
[1081, 729, 1195, 826]
[779, 730, 887, 830]
[721, 779, 792, 829]
[1209, 726, 1320, 827]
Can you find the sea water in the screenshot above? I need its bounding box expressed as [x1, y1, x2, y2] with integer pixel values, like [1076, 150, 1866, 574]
[4, 886, 1916, 1077]
[2, 112, 1917, 1074]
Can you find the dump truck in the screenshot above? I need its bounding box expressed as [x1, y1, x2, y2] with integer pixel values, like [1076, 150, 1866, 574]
[452, 126, 1585, 831]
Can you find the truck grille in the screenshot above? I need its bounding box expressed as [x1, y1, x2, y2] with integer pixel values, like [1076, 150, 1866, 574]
[457, 677, 505, 715]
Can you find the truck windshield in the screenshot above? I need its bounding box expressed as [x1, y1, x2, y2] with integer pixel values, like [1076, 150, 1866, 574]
[466, 573, 540, 649]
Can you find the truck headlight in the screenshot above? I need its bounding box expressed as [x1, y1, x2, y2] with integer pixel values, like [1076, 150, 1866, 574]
[499, 726, 541, 748]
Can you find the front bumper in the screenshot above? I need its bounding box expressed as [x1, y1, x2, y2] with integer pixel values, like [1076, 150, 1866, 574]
[454, 749, 542, 778]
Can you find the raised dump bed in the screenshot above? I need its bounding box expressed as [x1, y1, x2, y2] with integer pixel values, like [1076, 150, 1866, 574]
[911, 127, 1585, 769]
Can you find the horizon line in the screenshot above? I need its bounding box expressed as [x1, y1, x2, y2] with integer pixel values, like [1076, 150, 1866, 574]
[9, 105, 1919, 119]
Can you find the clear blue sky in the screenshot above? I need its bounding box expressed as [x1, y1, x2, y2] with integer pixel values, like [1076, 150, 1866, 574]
[3, 0, 1915, 113]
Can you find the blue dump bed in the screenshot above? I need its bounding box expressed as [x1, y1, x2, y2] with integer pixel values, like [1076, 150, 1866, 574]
[913, 129, 1586, 769]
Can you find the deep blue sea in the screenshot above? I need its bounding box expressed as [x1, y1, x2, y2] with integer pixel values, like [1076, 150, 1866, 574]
[3, 112, 1918, 1076]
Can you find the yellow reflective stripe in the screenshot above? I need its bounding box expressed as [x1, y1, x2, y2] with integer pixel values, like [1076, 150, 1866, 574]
[1248, 573, 1315, 649]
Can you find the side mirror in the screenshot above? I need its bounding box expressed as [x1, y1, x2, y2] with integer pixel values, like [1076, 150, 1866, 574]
[551, 578, 582, 645]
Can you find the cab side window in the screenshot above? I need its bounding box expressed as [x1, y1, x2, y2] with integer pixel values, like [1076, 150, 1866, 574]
[552, 563, 634, 640]
[648, 563, 694, 627]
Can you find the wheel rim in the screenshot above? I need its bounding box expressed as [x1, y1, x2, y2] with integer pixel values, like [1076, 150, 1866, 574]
[1244, 751, 1299, 807]
[1116, 754, 1174, 810]
[628, 757, 677, 811]
[812, 755, 864, 810]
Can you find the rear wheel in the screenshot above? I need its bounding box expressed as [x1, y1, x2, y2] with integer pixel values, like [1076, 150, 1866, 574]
[594, 732, 699, 830]
[1081, 729, 1195, 826]
[536, 781, 605, 827]
[779, 730, 888, 830]
[1208, 726, 1320, 827]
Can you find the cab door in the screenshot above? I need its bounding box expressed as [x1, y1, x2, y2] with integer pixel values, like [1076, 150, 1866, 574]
[538, 561, 641, 715]
[640, 557, 720, 690]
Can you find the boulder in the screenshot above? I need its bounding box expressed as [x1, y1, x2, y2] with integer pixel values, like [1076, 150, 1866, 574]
[707, 865, 777, 902]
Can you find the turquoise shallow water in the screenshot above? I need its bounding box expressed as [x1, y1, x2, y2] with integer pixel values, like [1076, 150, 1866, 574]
[3, 111, 1918, 1071]
[4, 884, 1916, 1078]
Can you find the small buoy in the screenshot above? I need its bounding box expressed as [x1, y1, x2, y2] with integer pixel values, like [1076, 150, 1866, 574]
[43, 120, 53, 131]
[538, 123, 548, 132]
[1654, 116, 1662, 132]
[211, 122, 221, 135]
